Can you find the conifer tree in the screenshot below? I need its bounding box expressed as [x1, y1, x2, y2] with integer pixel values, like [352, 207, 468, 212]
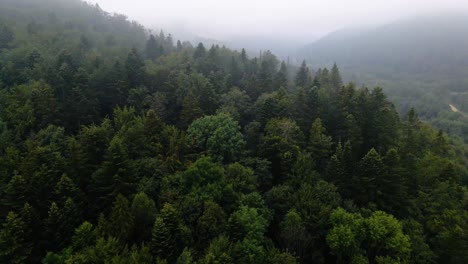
[0, 212, 32, 263]
[146, 34, 161, 61]
[308, 118, 333, 170]
[125, 48, 145, 88]
[354, 148, 385, 206]
[295, 60, 309, 88]
[330, 63, 343, 90]
[108, 194, 134, 244]
[193, 43, 206, 59]
[275, 61, 288, 88]
[151, 217, 173, 261]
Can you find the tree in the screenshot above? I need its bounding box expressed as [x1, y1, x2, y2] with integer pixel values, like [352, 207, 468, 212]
[353, 148, 385, 206]
[295, 60, 309, 87]
[179, 91, 203, 128]
[327, 208, 411, 264]
[280, 209, 310, 260]
[126, 48, 145, 88]
[0, 23, 13, 49]
[330, 63, 343, 90]
[259, 118, 302, 184]
[53, 174, 81, 206]
[151, 217, 173, 261]
[196, 201, 227, 249]
[309, 118, 333, 170]
[202, 235, 233, 264]
[188, 113, 245, 163]
[176, 248, 194, 264]
[0, 212, 32, 263]
[45, 202, 63, 252]
[146, 34, 161, 61]
[275, 61, 288, 89]
[131, 192, 157, 244]
[108, 194, 134, 244]
[193, 43, 206, 59]
[71, 221, 97, 251]
[228, 206, 268, 242]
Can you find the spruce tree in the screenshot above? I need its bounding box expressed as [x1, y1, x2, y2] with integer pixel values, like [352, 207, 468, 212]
[151, 217, 173, 260]
[295, 60, 309, 88]
[146, 34, 160, 61]
[108, 194, 134, 244]
[330, 63, 343, 90]
[0, 212, 32, 263]
[193, 43, 206, 59]
[275, 61, 288, 89]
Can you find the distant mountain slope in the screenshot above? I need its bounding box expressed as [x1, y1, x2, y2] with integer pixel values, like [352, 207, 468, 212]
[299, 14, 468, 87]
[298, 13, 468, 140]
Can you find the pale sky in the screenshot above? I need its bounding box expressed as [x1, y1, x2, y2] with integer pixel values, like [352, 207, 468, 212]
[87, 0, 468, 41]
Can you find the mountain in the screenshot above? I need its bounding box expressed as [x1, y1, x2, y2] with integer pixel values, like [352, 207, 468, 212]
[298, 13, 468, 141]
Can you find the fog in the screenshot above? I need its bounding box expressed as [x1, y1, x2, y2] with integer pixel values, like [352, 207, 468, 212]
[87, 0, 468, 56]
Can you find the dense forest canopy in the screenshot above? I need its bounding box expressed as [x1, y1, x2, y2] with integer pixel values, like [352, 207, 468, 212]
[298, 14, 468, 143]
[0, 0, 467, 263]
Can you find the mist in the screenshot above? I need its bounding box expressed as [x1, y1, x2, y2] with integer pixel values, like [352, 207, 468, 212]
[85, 0, 468, 57]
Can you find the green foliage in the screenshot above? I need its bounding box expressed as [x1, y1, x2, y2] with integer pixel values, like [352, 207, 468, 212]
[0, 1, 465, 263]
[327, 208, 411, 263]
[188, 113, 245, 162]
[131, 192, 157, 243]
[0, 212, 32, 263]
[108, 194, 134, 244]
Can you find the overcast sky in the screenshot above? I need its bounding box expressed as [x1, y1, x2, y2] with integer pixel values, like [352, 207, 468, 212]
[87, 0, 468, 41]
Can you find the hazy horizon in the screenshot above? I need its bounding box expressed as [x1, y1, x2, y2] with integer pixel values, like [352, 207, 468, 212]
[87, 0, 468, 42]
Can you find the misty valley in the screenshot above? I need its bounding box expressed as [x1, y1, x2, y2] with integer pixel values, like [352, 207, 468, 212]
[0, 0, 466, 264]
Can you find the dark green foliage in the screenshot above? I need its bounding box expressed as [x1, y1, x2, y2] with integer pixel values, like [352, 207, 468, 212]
[0, 1, 465, 263]
[188, 113, 245, 163]
[0, 212, 32, 263]
[0, 23, 13, 49]
[131, 192, 157, 244]
[146, 34, 162, 61]
[295, 60, 309, 88]
[108, 194, 134, 244]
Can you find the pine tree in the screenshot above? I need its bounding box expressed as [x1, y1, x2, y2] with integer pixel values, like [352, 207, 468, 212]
[193, 43, 206, 59]
[0, 23, 13, 49]
[326, 149, 346, 190]
[432, 129, 449, 156]
[45, 202, 62, 252]
[125, 48, 145, 88]
[57, 198, 82, 249]
[0, 212, 32, 263]
[151, 217, 173, 260]
[330, 63, 343, 90]
[320, 68, 330, 88]
[179, 91, 203, 128]
[71, 221, 96, 251]
[258, 60, 274, 93]
[146, 34, 161, 61]
[295, 60, 309, 88]
[53, 174, 81, 206]
[176, 40, 183, 52]
[275, 61, 288, 89]
[131, 192, 157, 244]
[354, 148, 384, 206]
[308, 118, 333, 170]
[108, 194, 134, 244]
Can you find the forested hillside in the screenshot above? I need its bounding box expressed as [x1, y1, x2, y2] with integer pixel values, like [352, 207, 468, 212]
[298, 14, 468, 143]
[0, 1, 467, 263]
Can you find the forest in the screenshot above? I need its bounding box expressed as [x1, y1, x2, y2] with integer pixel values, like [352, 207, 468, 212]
[298, 14, 468, 143]
[0, 0, 467, 263]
